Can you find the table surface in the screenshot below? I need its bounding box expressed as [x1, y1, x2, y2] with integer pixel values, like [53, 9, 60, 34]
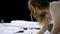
[0, 20, 59, 34]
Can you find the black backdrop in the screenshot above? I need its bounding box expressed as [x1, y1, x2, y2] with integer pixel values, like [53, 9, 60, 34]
[0, 0, 58, 23]
[6, 0, 32, 22]
[7, 0, 36, 23]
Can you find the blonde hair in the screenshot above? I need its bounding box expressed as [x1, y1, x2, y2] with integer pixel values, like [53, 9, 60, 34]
[28, 0, 49, 23]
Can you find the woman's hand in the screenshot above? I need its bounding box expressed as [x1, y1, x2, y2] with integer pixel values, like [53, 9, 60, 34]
[37, 31, 43, 34]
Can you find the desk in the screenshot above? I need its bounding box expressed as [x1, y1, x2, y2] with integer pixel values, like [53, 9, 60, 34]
[0, 20, 54, 34]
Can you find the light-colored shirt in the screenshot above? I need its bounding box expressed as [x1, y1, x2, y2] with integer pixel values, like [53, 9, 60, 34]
[49, 1, 60, 28]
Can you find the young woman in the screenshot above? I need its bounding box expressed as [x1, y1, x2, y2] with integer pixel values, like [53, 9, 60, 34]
[28, 0, 60, 34]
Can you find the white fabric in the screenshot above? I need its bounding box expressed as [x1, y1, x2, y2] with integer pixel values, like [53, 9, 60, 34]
[0, 20, 50, 34]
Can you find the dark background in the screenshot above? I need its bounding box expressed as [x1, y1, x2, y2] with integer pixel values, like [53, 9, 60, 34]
[0, 0, 59, 23]
[5, 0, 36, 23]
[7, 0, 32, 22]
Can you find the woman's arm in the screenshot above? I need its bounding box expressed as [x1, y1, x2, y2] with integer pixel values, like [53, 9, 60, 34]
[37, 17, 49, 34]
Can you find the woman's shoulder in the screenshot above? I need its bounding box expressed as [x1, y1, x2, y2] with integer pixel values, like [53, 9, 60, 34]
[49, 1, 60, 10]
[50, 1, 60, 4]
[50, 1, 60, 9]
